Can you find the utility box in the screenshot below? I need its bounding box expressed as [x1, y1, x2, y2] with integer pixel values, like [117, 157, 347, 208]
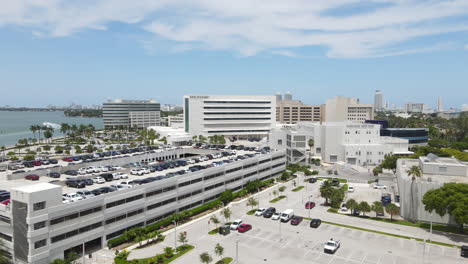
[219, 225, 231, 236]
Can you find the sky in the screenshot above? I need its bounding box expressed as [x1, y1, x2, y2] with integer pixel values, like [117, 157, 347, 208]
[0, 0, 467, 109]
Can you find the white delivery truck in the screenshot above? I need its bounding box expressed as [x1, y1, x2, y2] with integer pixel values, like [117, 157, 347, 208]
[280, 209, 294, 222]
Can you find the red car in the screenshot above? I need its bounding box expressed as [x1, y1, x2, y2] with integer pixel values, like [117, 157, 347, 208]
[33, 160, 42, 166]
[25, 175, 40, 181]
[237, 224, 252, 233]
[1, 199, 10, 205]
[62, 157, 73, 162]
[305, 201, 316, 209]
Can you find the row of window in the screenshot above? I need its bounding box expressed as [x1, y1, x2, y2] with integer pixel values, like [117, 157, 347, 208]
[50, 206, 102, 225]
[204, 118, 271, 121]
[51, 222, 102, 243]
[179, 200, 203, 211]
[203, 101, 271, 104]
[226, 167, 242, 174]
[106, 194, 144, 209]
[243, 162, 257, 169]
[179, 177, 202, 188]
[204, 172, 224, 181]
[146, 211, 175, 226]
[105, 208, 144, 225]
[106, 222, 145, 240]
[146, 185, 177, 197]
[259, 158, 271, 164]
[204, 107, 271, 109]
[226, 176, 242, 184]
[0, 232, 12, 242]
[205, 182, 224, 191]
[207, 129, 271, 133]
[204, 112, 271, 115]
[178, 190, 202, 200]
[147, 197, 177, 211]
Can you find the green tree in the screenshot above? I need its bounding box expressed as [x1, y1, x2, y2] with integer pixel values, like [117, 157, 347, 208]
[371, 201, 384, 217]
[407, 165, 422, 221]
[199, 252, 213, 264]
[272, 190, 278, 197]
[278, 186, 286, 193]
[178, 232, 188, 245]
[385, 203, 400, 221]
[214, 243, 224, 258]
[358, 201, 371, 216]
[329, 188, 345, 208]
[422, 183, 468, 232]
[221, 207, 232, 223]
[218, 190, 233, 205]
[44, 128, 54, 143]
[164, 247, 174, 258]
[246, 197, 259, 210]
[381, 155, 399, 174]
[373, 165, 383, 176]
[156, 255, 164, 264]
[210, 215, 220, 228]
[245, 179, 261, 193]
[0, 240, 6, 264]
[345, 199, 358, 215]
[319, 181, 334, 205]
[30, 125, 38, 143]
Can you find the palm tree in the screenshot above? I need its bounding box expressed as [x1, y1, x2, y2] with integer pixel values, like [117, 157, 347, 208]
[308, 138, 314, 163]
[371, 201, 384, 217]
[214, 243, 224, 259]
[60, 123, 70, 142]
[30, 125, 38, 144]
[358, 201, 371, 216]
[385, 203, 400, 221]
[407, 165, 422, 221]
[221, 208, 232, 223]
[345, 199, 358, 215]
[199, 252, 213, 264]
[246, 197, 258, 210]
[210, 215, 220, 229]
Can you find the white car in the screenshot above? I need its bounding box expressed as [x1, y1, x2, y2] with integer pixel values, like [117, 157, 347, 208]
[324, 239, 341, 254]
[112, 172, 128, 180]
[92, 176, 106, 184]
[86, 167, 98, 174]
[340, 205, 348, 212]
[112, 166, 122, 170]
[130, 169, 144, 175]
[120, 181, 135, 188]
[255, 208, 266, 216]
[348, 186, 354, 193]
[141, 168, 150, 174]
[99, 166, 109, 172]
[78, 168, 87, 175]
[230, 219, 243, 230]
[62, 197, 72, 204]
[373, 184, 387, 189]
[110, 184, 128, 191]
[271, 212, 281, 220]
[76, 190, 95, 199]
[187, 159, 195, 164]
[63, 193, 83, 202]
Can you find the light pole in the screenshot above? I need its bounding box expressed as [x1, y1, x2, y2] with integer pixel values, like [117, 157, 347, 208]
[173, 220, 177, 250]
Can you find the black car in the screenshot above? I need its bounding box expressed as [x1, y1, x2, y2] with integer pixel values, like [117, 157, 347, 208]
[91, 189, 102, 196]
[64, 170, 78, 176]
[100, 173, 114, 182]
[263, 207, 276, 218]
[0, 193, 10, 202]
[461, 245, 468, 258]
[310, 219, 322, 228]
[83, 178, 94, 185]
[47, 172, 61, 178]
[352, 209, 361, 216]
[309, 178, 317, 183]
[331, 178, 340, 186]
[66, 180, 86, 188]
[48, 159, 58, 164]
[12, 170, 26, 174]
[97, 187, 115, 193]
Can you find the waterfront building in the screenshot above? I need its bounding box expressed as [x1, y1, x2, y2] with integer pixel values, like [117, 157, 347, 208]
[183, 95, 276, 139]
[102, 99, 160, 129]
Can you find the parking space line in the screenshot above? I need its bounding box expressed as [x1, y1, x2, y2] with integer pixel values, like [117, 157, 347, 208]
[360, 253, 368, 264]
[376, 254, 383, 264]
[327, 253, 337, 264]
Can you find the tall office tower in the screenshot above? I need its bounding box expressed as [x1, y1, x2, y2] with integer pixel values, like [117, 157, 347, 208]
[325, 96, 374, 123]
[183, 95, 276, 138]
[374, 90, 383, 111]
[103, 99, 160, 129]
[284, 92, 293, 101]
[437, 97, 443, 112]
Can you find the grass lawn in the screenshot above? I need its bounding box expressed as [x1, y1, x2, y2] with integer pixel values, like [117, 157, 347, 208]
[292, 186, 305, 192]
[321, 221, 460, 248]
[269, 195, 286, 203]
[327, 209, 468, 235]
[114, 244, 194, 264]
[246, 209, 256, 215]
[208, 228, 219, 235]
[215, 257, 234, 264]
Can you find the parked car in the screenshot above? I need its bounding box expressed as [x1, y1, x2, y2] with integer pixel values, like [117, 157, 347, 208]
[348, 186, 355, 193]
[230, 219, 243, 230]
[305, 201, 316, 209]
[310, 219, 322, 228]
[280, 209, 294, 222]
[66, 180, 86, 188]
[331, 178, 340, 186]
[237, 224, 252, 233]
[324, 239, 341, 254]
[271, 212, 281, 220]
[120, 181, 135, 187]
[63, 193, 83, 202]
[47, 172, 61, 178]
[254, 208, 266, 216]
[64, 170, 78, 176]
[76, 190, 95, 199]
[309, 177, 317, 183]
[461, 245, 468, 258]
[130, 168, 144, 176]
[262, 207, 276, 218]
[340, 204, 348, 212]
[290, 216, 303, 225]
[83, 178, 94, 186]
[92, 177, 106, 184]
[373, 183, 387, 189]
[0, 199, 11, 205]
[25, 174, 40, 181]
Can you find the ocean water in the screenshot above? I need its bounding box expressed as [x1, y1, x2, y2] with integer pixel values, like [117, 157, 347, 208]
[0, 111, 103, 147]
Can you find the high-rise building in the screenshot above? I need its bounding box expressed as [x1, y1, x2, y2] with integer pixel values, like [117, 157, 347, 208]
[284, 92, 293, 101]
[324, 96, 374, 123]
[102, 99, 160, 129]
[374, 90, 383, 111]
[183, 95, 276, 138]
[275, 93, 323, 124]
[405, 103, 425, 113]
[437, 97, 443, 112]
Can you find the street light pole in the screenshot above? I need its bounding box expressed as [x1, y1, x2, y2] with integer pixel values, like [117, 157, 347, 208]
[173, 220, 177, 250]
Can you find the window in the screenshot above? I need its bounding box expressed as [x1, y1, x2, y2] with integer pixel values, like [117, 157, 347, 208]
[34, 239, 47, 249]
[34, 221, 46, 230]
[33, 201, 46, 211]
[278, 139, 282, 145]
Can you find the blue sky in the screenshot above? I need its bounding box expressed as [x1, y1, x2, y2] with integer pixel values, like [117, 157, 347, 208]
[0, 0, 467, 109]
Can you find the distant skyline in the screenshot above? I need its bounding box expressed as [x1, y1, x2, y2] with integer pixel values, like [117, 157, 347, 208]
[1, 1, 467, 109]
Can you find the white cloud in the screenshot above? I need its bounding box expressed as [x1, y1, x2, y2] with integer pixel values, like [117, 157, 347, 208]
[1, 0, 468, 58]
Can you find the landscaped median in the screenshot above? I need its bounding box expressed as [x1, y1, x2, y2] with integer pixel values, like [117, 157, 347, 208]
[269, 195, 286, 203]
[216, 257, 234, 264]
[319, 220, 461, 249]
[291, 186, 305, 192]
[115, 244, 194, 264]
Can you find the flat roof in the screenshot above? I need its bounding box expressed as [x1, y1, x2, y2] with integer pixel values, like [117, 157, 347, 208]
[11, 183, 61, 193]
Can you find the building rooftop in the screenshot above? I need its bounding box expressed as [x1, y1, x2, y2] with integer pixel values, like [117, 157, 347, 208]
[419, 154, 465, 166]
[105, 99, 158, 104]
[11, 183, 60, 193]
[398, 158, 468, 184]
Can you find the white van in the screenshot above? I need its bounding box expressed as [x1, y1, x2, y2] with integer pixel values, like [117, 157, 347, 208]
[280, 209, 294, 222]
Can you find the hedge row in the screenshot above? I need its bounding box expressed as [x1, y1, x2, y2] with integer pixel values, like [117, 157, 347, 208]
[107, 178, 277, 248]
